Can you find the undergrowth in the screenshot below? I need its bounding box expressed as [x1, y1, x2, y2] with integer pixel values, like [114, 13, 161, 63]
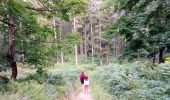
[91, 63, 170, 100]
[0, 66, 82, 100]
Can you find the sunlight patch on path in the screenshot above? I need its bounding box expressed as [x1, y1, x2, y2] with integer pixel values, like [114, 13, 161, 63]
[69, 89, 94, 100]
[79, 92, 93, 100]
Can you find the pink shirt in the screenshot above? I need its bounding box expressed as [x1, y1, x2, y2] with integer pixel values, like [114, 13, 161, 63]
[80, 73, 85, 80]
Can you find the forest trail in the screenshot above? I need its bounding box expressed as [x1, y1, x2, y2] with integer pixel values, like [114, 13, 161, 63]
[69, 89, 94, 100]
[66, 71, 95, 100]
[68, 76, 94, 100]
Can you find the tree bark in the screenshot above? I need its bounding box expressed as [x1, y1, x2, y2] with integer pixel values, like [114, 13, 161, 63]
[114, 34, 121, 59]
[61, 49, 64, 64]
[52, 17, 57, 65]
[7, 15, 17, 79]
[99, 19, 102, 66]
[73, 17, 78, 66]
[11, 62, 17, 79]
[153, 54, 156, 64]
[53, 17, 57, 40]
[117, 34, 121, 58]
[114, 36, 117, 58]
[159, 47, 165, 63]
[75, 44, 78, 66]
[90, 16, 94, 64]
[59, 29, 64, 64]
[106, 44, 110, 65]
[156, 9, 165, 63]
[80, 32, 84, 56]
[84, 26, 88, 62]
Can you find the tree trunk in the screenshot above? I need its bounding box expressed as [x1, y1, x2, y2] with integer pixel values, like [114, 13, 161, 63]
[114, 34, 121, 59]
[116, 35, 119, 58]
[106, 44, 110, 65]
[100, 58, 103, 66]
[53, 17, 57, 40]
[153, 54, 156, 64]
[80, 33, 84, 56]
[117, 35, 121, 58]
[91, 25, 94, 64]
[73, 17, 78, 66]
[159, 47, 165, 63]
[114, 36, 117, 58]
[84, 26, 88, 62]
[61, 49, 64, 64]
[11, 62, 17, 79]
[7, 15, 17, 79]
[99, 19, 102, 66]
[75, 44, 78, 66]
[52, 17, 57, 65]
[156, 9, 165, 64]
[90, 17, 94, 64]
[59, 30, 64, 64]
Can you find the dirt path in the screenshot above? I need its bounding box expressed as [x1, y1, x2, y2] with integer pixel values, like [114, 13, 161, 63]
[68, 89, 94, 100]
[78, 90, 93, 100]
[67, 71, 95, 100]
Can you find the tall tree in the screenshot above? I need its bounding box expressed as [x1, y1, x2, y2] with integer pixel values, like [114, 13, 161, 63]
[105, 0, 170, 63]
[73, 17, 78, 66]
[0, 0, 87, 79]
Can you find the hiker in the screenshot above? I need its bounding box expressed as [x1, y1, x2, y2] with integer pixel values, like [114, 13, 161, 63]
[79, 72, 85, 92]
[84, 76, 89, 93]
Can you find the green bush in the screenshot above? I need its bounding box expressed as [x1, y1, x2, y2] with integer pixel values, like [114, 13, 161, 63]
[0, 80, 17, 93]
[0, 67, 82, 100]
[52, 67, 81, 85]
[84, 64, 97, 71]
[92, 63, 170, 99]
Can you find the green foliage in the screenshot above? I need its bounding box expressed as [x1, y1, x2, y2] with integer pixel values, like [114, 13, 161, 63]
[51, 67, 82, 85]
[84, 64, 97, 71]
[36, 66, 47, 75]
[92, 63, 170, 99]
[0, 0, 88, 66]
[31, 0, 88, 21]
[159, 64, 170, 81]
[0, 79, 18, 93]
[90, 80, 113, 100]
[63, 32, 81, 54]
[0, 0, 54, 66]
[0, 66, 82, 99]
[105, 0, 170, 60]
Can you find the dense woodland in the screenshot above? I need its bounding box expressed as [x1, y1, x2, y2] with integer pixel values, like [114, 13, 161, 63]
[0, 0, 170, 100]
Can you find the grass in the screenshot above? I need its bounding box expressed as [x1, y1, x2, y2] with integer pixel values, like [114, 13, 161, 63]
[0, 63, 83, 100]
[90, 82, 113, 100]
[3, 62, 168, 100]
[90, 63, 170, 100]
[90, 71, 113, 100]
[0, 79, 63, 100]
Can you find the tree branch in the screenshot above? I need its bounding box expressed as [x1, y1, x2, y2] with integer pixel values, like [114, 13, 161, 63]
[26, 7, 59, 12]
